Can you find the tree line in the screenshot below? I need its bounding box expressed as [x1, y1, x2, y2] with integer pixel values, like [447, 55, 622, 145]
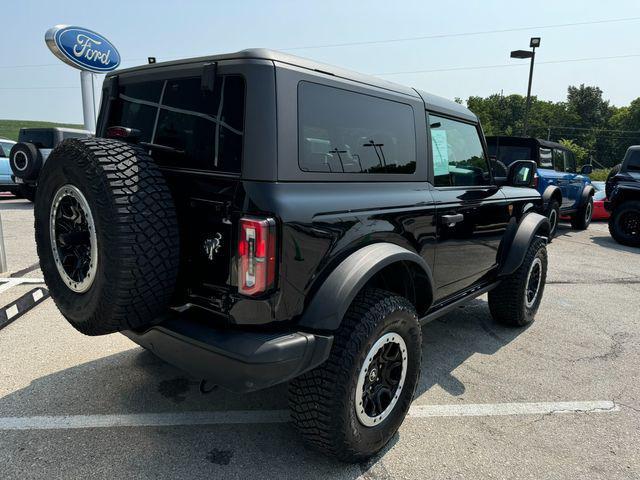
[460, 84, 640, 168]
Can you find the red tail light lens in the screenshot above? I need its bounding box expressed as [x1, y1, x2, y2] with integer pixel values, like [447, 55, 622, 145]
[238, 217, 277, 296]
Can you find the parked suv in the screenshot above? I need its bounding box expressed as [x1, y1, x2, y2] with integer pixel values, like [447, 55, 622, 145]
[34, 49, 550, 461]
[487, 136, 594, 236]
[606, 146, 640, 246]
[9, 127, 92, 201]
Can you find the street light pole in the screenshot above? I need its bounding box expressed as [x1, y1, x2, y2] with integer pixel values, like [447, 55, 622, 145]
[510, 37, 541, 137]
[523, 46, 536, 136]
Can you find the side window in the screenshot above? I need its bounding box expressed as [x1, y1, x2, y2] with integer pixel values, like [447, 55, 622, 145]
[429, 114, 490, 187]
[552, 149, 564, 172]
[298, 82, 416, 174]
[539, 148, 553, 168]
[0, 146, 5, 158]
[564, 151, 576, 173]
[626, 151, 640, 171]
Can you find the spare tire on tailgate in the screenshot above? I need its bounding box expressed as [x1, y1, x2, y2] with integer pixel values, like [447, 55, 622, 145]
[34, 138, 180, 335]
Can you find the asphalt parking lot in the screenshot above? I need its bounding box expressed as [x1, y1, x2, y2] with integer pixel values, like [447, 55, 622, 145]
[0, 198, 638, 480]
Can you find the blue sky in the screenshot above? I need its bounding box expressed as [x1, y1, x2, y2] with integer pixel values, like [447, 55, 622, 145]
[1, 0, 639, 123]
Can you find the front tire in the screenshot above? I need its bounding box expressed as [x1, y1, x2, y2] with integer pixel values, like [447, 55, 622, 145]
[489, 237, 547, 327]
[571, 196, 593, 230]
[289, 289, 421, 462]
[608, 201, 640, 247]
[545, 200, 560, 238]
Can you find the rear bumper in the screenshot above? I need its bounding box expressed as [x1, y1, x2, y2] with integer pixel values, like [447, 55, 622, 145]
[123, 313, 333, 393]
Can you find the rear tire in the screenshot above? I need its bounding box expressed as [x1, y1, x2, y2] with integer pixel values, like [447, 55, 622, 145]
[34, 138, 180, 335]
[571, 196, 593, 230]
[289, 288, 421, 462]
[489, 237, 547, 327]
[608, 201, 640, 247]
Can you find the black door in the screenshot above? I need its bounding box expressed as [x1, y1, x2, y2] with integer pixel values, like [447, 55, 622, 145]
[428, 114, 510, 301]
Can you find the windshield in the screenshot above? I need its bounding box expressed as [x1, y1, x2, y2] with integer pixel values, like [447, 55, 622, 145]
[494, 145, 534, 167]
[0, 141, 15, 157]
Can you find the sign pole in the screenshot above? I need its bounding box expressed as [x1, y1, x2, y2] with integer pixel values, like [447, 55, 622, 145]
[80, 70, 96, 132]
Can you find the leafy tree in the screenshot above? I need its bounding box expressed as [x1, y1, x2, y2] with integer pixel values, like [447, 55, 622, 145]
[464, 85, 640, 168]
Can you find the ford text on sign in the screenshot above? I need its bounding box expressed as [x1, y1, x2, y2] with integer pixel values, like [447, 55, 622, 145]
[45, 25, 120, 73]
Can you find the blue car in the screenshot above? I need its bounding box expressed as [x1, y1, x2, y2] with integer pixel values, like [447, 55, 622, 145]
[487, 136, 595, 237]
[0, 138, 19, 196]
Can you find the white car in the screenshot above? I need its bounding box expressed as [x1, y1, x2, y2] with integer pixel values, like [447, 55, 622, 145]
[0, 138, 19, 196]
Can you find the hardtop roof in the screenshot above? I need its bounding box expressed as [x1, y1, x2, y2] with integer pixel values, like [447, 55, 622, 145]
[109, 48, 477, 122]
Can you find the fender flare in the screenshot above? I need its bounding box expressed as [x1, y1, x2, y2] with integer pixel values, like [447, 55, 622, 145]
[298, 243, 434, 331]
[578, 184, 595, 208]
[498, 213, 550, 277]
[541, 185, 562, 210]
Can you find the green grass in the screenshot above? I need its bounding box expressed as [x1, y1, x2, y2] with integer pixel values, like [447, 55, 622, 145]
[0, 119, 83, 142]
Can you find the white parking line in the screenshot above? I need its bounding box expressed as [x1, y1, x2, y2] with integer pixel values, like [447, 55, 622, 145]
[0, 277, 45, 294]
[0, 401, 618, 431]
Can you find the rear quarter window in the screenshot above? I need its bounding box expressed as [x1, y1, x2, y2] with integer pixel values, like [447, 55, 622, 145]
[298, 82, 416, 174]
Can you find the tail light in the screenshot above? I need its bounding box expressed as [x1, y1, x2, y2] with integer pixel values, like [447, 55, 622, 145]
[106, 126, 140, 141]
[238, 217, 277, 296]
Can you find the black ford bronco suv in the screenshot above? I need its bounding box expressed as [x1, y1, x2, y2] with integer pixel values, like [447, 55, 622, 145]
[34, 49, 550, 462]
[606, 146, 640, 247]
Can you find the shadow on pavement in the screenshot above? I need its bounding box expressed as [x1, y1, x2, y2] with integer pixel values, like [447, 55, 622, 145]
[0, 297, 525, 477]
[590, 233, 639, 254]
[417, 297, 526, 398]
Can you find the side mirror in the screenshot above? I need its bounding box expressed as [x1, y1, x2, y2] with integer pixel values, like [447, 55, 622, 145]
[506, 160, 537, 187]
[580, 164, 593, 175]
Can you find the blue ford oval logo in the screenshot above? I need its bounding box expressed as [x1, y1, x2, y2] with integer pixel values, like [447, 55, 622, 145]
[45, 25, 120, 73]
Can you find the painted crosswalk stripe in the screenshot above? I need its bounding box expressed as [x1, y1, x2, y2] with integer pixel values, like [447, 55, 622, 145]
[0, 401, 618, 431]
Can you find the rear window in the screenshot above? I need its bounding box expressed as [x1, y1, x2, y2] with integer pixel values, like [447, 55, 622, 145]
[298, 82, 416, 174]
[107, 74, 245, 173]
[627, 150, 640, 171]
[19, 130, 54, 149]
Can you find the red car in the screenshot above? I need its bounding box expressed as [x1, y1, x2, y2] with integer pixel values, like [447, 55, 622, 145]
[591, 182, 610, 220]
[561, 181, 609, 222]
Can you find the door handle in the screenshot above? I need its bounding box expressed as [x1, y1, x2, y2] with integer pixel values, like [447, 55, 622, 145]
[441, 214, 464, 226]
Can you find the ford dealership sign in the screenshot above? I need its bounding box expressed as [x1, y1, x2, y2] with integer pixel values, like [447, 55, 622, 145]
[45, 25, 120, 73]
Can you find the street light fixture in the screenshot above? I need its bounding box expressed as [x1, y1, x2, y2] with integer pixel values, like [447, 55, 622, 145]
[510, 37, 541, 136]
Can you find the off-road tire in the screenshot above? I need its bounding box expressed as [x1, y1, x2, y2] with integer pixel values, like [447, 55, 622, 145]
[488, 237, 547, 327]
[608, 201, 640, 247]
[34, 138, 180, 335]
[545, 200, 560, 238]
[289, 288, 422, 463]
[9, 142, 42, 181]
[571, 196, 593, 230]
